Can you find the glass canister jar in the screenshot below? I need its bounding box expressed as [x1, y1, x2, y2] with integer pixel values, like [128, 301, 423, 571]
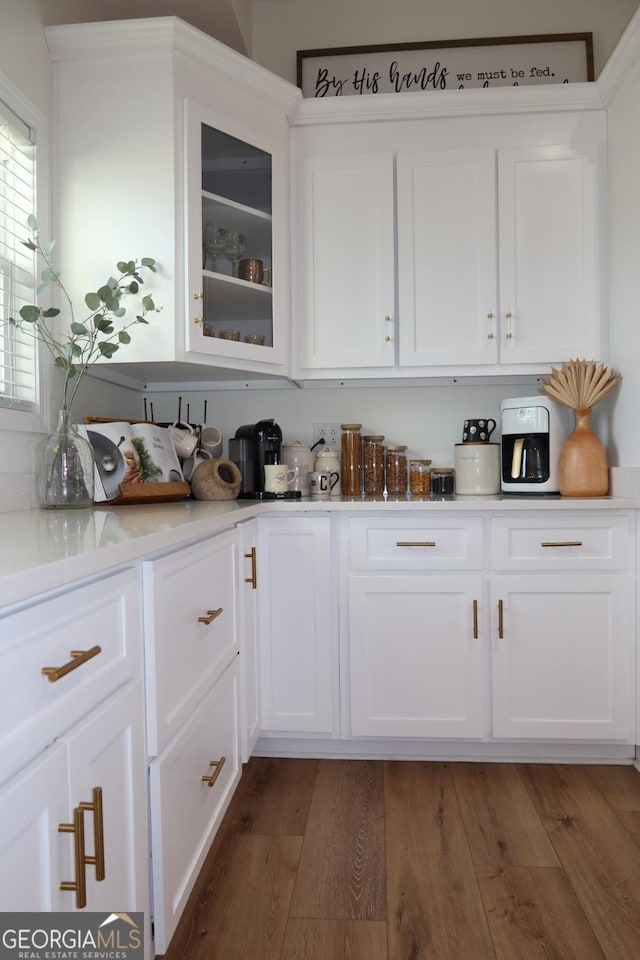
[431, 467, 455, 496]
[340, 423, 363, 496]
[363, 435, 385, 497]
[385, 444, 408, 497]
[410, 459, 432, 498]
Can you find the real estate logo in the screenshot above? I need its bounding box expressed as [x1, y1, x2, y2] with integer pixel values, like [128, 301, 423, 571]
[0, 913, 144, 960]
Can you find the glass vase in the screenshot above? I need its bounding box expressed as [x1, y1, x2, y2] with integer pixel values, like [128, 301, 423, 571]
[36, 409, 94, 509]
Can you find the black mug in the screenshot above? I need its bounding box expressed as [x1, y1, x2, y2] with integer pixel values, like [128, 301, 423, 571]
[462, 418, 496, 442]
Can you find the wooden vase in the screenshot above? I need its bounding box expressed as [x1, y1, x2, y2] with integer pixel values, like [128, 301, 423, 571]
[559, 408, 608, 497]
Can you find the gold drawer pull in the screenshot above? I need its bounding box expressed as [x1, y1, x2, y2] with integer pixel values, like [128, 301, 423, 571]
[79, 787, 105, 882]
[201, 756, 226, 788]
[59, 807, 87, 909]
[198, 608, 223, 625]
[244, 547, 257, 589]
[498, 599, 504, 639]
[540, 541, 583, 548]
[473, 599, 478, 640]
[396, 541, 437, 548]
[42, 645, 102, 683]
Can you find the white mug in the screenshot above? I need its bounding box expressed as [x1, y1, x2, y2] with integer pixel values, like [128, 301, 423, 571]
[181, 449, 213, 481]
[264, 464, 295, 494]
[169, 423, 198, 459]
[309, 469, 339, 497]
[199, 425, 223, 459]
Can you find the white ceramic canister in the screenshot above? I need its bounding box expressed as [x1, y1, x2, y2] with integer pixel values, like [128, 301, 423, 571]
[314, 445, 341, 496]
[454, 442, 500, 495]
[281, 441, 315, 495]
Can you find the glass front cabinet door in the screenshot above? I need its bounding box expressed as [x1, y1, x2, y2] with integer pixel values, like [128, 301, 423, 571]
[185, 100, 290, 372]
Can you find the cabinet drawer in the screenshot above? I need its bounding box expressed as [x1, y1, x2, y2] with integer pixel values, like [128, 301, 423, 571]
[0, 568, 140, 785]
[348, 517, 483, 570]
[491, 515, 632, 571]
[149, 658, 241, 954]
[144, 530, 238, 755]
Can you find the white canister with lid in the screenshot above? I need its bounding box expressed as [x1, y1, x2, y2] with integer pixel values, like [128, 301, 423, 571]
[314, 445, 341, 496]
[281, 441, 315, 495]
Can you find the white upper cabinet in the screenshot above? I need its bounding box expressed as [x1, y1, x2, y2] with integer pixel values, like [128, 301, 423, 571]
[46, 18, 299, 388]
[397, 148, 498, 366]
[298, 154, 396, 368]
[292, 97, 606, 380]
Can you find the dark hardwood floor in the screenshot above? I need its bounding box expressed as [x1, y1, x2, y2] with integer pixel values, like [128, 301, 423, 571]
[161, 758, 640, 960]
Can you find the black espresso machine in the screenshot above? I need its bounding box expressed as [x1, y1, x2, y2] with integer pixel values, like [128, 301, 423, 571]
[229, 419, 298, 499]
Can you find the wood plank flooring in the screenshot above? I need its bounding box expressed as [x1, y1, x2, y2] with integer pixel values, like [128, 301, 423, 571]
[160, 758, 640, 960]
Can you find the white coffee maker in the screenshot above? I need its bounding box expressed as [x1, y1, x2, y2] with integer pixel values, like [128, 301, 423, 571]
[500, 396, 569, 494]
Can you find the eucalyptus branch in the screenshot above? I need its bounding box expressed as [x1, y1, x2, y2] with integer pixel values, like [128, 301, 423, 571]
[7, 215, 161, 417]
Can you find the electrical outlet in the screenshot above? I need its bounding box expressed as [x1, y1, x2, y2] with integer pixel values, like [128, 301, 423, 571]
[313, 422, 341, 450]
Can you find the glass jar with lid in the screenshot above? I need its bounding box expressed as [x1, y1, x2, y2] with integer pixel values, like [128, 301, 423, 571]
[385, 444, 408, 498]
[410, 459, 432, 498]
[340, 423, 362, 496]
[363, 435, 385, 497]
[430, 467, 455, 496]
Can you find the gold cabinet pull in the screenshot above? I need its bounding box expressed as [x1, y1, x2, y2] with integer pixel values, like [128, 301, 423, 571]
[473, 599, 479, 639]
[42, 646, 102, 683]
[193, 291, 203, 300]
[59, 806, 87, 909]
[396, 541, 437, 548]
[79, 787, 105, 882]
[505, 311, 513, 340]
[384, 335, 392, 342]
[244, 547, 257, 589]
[201, 756, 226, 788]
[498, 599, 504, 639]
[541, 540, 583, 548]
[487, 312, 495, 340]
[198, 607, 223, 625]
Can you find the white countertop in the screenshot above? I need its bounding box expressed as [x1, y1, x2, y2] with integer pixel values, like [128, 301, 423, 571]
[2, 494, 638, 609]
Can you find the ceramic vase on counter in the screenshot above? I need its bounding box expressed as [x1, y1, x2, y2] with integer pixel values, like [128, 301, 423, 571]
[559, 408, 609, 497]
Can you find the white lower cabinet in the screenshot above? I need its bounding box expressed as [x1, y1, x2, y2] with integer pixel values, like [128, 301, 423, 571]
[143, 530, 242, 954]
[490, 573, 634, 740]
[348, 574, 484, 738]
[149, 657, 240, 953]
[257, 516, 335, 735]
[0, 679, 150, 918]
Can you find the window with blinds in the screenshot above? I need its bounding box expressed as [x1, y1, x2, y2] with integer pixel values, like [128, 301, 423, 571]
[0, 95, 37, 410]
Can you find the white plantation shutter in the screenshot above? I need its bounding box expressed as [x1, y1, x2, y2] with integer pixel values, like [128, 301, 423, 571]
[0, 94, 37, 409]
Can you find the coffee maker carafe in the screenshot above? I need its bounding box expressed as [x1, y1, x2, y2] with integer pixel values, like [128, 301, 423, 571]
[500, 397, 568, 494]
[229, 419, 283, 498]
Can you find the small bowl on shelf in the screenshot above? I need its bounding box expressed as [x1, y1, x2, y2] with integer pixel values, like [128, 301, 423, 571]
[219, 329, 241, 341]
[244, 334, 265, 346]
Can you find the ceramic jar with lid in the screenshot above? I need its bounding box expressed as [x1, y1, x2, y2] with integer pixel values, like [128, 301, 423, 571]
[314, 445, 341, 496]
[281, 441, 315, 495]
[340, 424, 362, 497]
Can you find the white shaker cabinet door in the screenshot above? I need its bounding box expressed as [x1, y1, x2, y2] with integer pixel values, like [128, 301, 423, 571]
[497, 144, 603, 365]
[348, 574, 484, 739]
[257, 516, 335, 734]
[299, 153, 395, 369]
[397, 149, 498, 366]
[491, 574, 634, 740]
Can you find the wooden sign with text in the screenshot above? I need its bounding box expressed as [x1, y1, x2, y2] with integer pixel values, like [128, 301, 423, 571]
[297, 34, 594, 98]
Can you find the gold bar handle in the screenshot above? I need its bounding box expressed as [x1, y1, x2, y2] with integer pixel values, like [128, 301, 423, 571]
[244, 547, 257, 589]
[473, 599, 478, 640]
[201, 756, 226, 788]
[498, 599, 504, 639]
[80, 787, 105, 882]
[59, 806, 87, 909]
[198, 608, 223, 625]
[42, 646, 102, 683]
[540, 541, 583, 548]
[396, 541, 437, 548]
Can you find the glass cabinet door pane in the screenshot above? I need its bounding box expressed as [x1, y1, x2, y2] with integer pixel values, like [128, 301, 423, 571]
[200, 123, 273, 348]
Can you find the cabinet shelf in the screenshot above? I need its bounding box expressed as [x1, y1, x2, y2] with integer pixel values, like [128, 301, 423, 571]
[203, 191, 272, 263]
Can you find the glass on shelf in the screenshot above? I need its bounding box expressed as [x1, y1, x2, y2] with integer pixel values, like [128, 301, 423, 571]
[203, 223, 226, 271]
[224, 231, 247, 277]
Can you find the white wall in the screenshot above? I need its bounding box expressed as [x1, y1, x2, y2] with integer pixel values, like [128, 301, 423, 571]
[252, 0, 639, 84]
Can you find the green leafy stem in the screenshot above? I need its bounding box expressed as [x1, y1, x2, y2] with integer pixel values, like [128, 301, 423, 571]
[9, 214, 161, 415]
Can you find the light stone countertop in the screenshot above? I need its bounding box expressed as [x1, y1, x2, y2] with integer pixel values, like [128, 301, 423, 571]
[1, 494, 638, 610]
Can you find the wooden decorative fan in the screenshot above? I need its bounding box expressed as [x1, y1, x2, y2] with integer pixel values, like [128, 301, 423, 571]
[541, 359, 622, 410]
